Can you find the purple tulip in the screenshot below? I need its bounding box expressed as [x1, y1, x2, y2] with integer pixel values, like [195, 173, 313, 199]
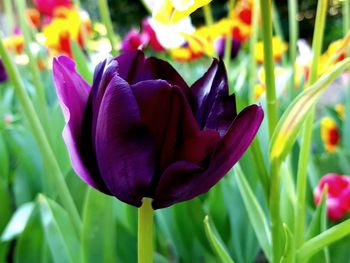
[53, 51, 263, 209]
[0, 59, 8, 83]
[215, 37, 241, 60]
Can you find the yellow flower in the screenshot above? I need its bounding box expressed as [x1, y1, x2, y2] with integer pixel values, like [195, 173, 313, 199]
[321, 117, 340, 153]
[318, 34, 350, 75]
[253, 83, 265, 99]
[335, 104, 345, 120]
[154, 0, 212, 24]
[42, 7, 91, 57]
[255, 36, 288, 63]
[3, 35, 25, 54]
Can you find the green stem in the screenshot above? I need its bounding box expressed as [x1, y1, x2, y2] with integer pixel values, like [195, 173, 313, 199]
[343, 0, 350, 151]
[4, 0, 14, 35]
[272, 1, 284, 40]
[248, 0, 260, 103]
[344, 0, 350, 36]
[138, 198, 154, 263]
[293, 0, 328, 251]
[250, 138, 270, 201]
[0, 38, 82, 235]
[271, 1, 288, 66]
[259, 0, 278, 139]
[203, 4, 214, 26]
[269, 159, 282, 263]
[224, 0, 235, 74]
[293, 109, 315, 248]
[297, 219, 350, 262]
[14, 0, 50, 135]
[98, 0, 118, 56]
[288, 0, 298, 98]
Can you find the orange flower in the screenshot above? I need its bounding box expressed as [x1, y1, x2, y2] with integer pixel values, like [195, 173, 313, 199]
[26, 8, 41, 28]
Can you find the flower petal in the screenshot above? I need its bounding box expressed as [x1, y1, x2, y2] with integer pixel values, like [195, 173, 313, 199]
[94, 76, 157, 206]
[154, 104, 263, 208]
[53, 56, 110, 193]
[131, 80, 220, 174]
[191, 59, 236, 136]
[116, 51, 193, 104]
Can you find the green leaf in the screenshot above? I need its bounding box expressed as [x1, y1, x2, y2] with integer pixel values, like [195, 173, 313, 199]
[14, 205, 52, 263]
[270, 58, 350, 161]
[234, 165, 272, 261]
[204, 216, 235, 263]
[280, 224, 293, 263]
[0, 133, 9, 184]
[306, 187, 330, 263]
[297, 219, 350, 261]
[71, 40, 93, 85]
[1, 202, 35, 242]
[0, 179, 12, 262]
[81, 188, 116, 263]
[306, 188, 328, 240]
[38, 194, 80, 263]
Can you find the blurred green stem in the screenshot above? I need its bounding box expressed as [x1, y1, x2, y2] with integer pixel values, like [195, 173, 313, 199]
[344, 0, 350, 36]
[288, 0, 298, 98]
[294, 0, 328, 251]
[15, 0, 50, 135]
[248, 0, 260, 103]
[259, 0, 278, 139]
[0, 38, 82, 235]
[224, 0, 235, 74]
[138, 198, 154, 263]
[250, 139, 269, 200]
[269, 159, 282, 263]
[343, 0, 350, 151]
[272, 1, 287, 66]
[4, 0, 14, 35]
[98, 0, 118, 56]
[203, 4, 214, 26]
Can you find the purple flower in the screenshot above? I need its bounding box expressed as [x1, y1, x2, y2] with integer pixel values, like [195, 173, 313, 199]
[215, 37, 241, 60]
[0, 59, 8, 83]
[53, 51, 263, 209]
[121, 29, 149, 52]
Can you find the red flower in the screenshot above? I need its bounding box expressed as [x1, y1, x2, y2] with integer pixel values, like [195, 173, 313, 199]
[314, 174, 350, 220]
[32, 0, 71, 17]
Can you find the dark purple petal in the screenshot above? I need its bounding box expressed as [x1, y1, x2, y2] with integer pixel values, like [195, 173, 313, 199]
[154, 104, 264, 208]
[53, 56, 110, 193]
[215, 37, 241, 60]
[94, 76, 157, 206]
[0, 59, 8, 83]
[90, 58, 118, 139]
[191, 59, 236, 136]
[131, 80, 220, 176]
[116, 51, 193, 105]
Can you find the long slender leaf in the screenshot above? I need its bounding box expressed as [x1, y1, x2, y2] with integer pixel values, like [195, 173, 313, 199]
[14, 205, 52, 263]
[297, 219, 350, 261]
[234, 165, 272, 261]
[280, 224, 293, 263]
[71, 40, 93, 85]
[38, 195, 80, 263]
[0, 133, 9, 184]
[270, 58, 350, 161]
[81, 188, 116, 263]
[204, 216, 235, 263]
[1, 202, 34, 242]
